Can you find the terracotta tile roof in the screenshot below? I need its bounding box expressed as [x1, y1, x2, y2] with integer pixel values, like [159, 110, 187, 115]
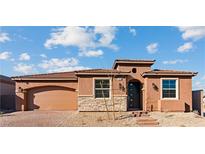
[75, 69, 130, 74]
[113, 59, 155, 69]
[142, 69, 198, 77]
[11, 71, 77, 81]
[11, 68, 130, 80]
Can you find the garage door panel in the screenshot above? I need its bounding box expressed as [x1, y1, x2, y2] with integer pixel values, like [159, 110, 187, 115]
[28, 86, 77, 111]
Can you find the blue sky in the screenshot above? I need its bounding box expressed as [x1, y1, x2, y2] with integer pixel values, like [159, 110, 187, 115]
[0, 26, 205, 90]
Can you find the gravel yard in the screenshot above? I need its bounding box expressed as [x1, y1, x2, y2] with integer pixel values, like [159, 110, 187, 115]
[0, 111, 205, 127]
[150, 112, 205, 127]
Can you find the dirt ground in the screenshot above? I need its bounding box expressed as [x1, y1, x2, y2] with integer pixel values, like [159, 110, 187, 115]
[0, 111, 205, 127]
[150, 112, 205, 127]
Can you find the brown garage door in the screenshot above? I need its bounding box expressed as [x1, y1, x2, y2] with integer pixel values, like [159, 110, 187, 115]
[27, 86, 77, 111]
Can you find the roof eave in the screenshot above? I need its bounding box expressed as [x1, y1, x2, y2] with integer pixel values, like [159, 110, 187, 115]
[11, 77, 77, 81]
[112, 60, 156, 69]
[142, 72, 198, 77]
[75, 72, 130, 76]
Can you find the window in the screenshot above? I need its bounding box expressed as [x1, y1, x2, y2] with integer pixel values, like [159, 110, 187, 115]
[95, 79, 110, 98]
[132, 68, 137, 73]
[162, 79, 177, 99]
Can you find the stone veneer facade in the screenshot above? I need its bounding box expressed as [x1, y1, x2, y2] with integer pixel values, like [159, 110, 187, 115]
[78, 96, 127, 111]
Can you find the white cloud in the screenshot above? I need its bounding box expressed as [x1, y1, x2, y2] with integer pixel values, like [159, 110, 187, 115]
[13, 63, 33, 74]
[177, 42, 193, 53]
[196, 81, 201, 85]
[178, 26, 205, 41]
[94, 26, 118, 50]
[19, 52, 30, 61]
[193, 81, 205, 90]
[128, 27, 137, 36]
[39, 57, 78, 69]
[163, 59, 188, 65]
[146, 43, 158, 54]
[0, 32, 10, 43]
[0, 51, 11, 60]
[44, 27, 94, 49]
[44, 26, 118, 57]
[38, 57, 89, 72]
[40, 54, 47, 58]
[79, 50, 103, 57]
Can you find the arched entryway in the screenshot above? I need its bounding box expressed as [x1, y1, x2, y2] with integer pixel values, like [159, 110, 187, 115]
[127, 80, 142, 111]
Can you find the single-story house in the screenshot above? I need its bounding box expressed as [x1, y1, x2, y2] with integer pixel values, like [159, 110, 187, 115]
[0, 75, 15, 111]
[11, 59, 197, 112]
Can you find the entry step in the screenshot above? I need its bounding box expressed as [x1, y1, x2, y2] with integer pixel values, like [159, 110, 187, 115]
[132, 111, 149, 117]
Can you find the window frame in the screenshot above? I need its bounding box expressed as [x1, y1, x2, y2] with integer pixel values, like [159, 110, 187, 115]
[93, 77, 112, 99]
[160, 78, 179, 100]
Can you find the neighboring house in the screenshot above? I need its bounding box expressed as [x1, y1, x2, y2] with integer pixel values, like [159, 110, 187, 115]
[0, 75, 16, 111]
[11, 59, 197, 112]
[203, 96, 205, 111]
[192, 89, 204, 115]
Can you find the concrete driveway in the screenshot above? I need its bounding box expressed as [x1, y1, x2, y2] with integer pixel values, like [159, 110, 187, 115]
[0, 111, 77, 127]
[0, 111, 139, 127]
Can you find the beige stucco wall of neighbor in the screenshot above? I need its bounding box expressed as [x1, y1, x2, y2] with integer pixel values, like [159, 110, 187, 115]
[192, 90, 204, 115]
[78, 76, 127, 111]
[0, 80, 15, 110]
[15, 81, 78, 111]
[0, 82, 15, 95]
[145, 76, 193, 112]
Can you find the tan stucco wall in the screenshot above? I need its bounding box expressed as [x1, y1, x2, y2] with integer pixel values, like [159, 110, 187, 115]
[15, 81, 78, 111]
[116, 64, 152, 83]
[77, 76, 127, 111]
[78, 77, 93, 96]
[115, 64, 152, 110]
[144, 77, 160, 111]
[145, 76, 192, 112]
[78, 76, 127, 96]
[15, 81, 77, 91]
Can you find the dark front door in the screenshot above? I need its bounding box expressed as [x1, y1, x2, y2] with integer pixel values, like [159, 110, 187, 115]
[128, 82, 141, 110]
